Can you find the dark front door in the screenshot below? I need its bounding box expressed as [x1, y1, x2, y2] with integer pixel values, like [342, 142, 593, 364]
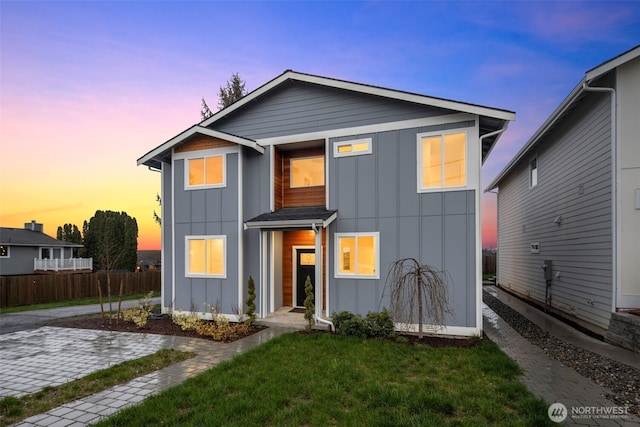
[296, 249, 315, 307]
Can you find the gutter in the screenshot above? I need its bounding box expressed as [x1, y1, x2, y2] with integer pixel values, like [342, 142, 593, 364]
[582, 81, 617, 314]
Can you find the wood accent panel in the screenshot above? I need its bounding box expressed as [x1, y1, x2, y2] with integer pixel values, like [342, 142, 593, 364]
[174, 134, 236, 153]
[274, 147, 283, 210]
[282, 147, 326, 207]
[282, 229, 326, 308]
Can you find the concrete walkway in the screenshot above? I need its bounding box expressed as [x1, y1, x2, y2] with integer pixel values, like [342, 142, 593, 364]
[483, 285, 640, 426]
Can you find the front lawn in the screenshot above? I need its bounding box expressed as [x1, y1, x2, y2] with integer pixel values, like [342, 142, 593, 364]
[96, 333, 552, 426]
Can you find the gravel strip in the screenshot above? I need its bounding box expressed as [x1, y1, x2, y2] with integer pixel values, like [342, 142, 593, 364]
[483, 290, 639, 416]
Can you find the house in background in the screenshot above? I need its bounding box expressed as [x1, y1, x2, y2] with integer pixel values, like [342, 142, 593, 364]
[487, 46, 639, 349]
[138, 70, 515, 336]
[0, 221, 92, 276]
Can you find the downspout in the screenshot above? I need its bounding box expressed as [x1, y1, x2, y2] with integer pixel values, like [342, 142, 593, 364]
[582, 81, 617, 314]
[477, 122, 510, 335]
[312, 222, 334, 331]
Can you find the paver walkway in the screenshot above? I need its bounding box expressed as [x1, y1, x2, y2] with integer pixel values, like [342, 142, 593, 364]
[2, 326, 292, 426]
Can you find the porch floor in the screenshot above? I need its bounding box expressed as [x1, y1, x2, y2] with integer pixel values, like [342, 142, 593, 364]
[255, 307, 331, 331]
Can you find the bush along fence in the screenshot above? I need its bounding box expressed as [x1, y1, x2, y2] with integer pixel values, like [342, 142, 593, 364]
[0, 271, 160, 308]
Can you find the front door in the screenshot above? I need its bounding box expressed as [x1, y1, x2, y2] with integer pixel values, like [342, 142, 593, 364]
[295, 248, 315, 307]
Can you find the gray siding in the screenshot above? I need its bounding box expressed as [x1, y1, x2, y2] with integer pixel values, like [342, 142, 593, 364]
[497, 93, 613, 329]
[214, 81, 455, 140]
[172, 153, 241, 314]
[0, 246, 39, 275]
[328, 123, 477, 327]
[161, 161, 173, 309]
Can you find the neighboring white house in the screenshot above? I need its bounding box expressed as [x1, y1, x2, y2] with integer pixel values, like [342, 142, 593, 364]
[487, 46, 639, 347]
[0, 221, 92, 276]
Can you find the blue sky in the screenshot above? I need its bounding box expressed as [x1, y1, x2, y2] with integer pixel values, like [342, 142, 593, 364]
[1, 1, 639, 248]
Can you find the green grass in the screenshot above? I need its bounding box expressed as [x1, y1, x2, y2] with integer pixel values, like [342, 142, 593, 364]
[95, 333, 553, 427]
[0, 348, 193, 427]
[0, 292, 160, 315]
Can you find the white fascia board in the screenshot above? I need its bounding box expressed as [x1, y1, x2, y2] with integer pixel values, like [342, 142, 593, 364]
[485, 81, 585, 191]
[200, 70, 515, 130]
[257, 113, 475, 147]
[244, 219, 328, 229]
[586, 45, 640, 82]
[137, 126, 263, 166]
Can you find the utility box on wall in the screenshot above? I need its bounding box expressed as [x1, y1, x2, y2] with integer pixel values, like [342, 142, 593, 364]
[542, 260, 553, 281]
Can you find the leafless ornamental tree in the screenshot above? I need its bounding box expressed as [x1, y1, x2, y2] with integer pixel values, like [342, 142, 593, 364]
[383, 258, 454, 338]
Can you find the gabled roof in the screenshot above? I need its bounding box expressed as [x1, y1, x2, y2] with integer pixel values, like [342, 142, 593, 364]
[486, 45, 640, 192]
[0, 228, 83, 248]
[137, 126, 264, 170]
[138, 70, 515, 168]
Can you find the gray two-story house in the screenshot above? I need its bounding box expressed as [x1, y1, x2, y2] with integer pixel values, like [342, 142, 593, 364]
[487, 46, 639, 347]
[138, 71, 515, 336]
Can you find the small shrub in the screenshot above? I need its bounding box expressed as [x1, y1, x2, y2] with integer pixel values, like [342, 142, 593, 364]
[333, 309, 395, 339]
[172, 311, 202, 331]
[245, 276, 257, 325]
[303, 275, 315, 329]
[120, 291, 155, 328]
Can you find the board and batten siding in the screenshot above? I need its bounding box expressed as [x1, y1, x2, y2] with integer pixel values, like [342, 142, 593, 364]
[214, 81, 452, 141]
[328, 123, 477, 328]
[171, 152, 241, 315]
[497, 93, 613, 330]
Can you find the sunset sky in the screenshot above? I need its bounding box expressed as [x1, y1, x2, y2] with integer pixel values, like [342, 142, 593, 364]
[1, 1, 639, 250]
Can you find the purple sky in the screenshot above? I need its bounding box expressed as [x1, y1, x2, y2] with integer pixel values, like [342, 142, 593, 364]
[1, 1, 639, 249]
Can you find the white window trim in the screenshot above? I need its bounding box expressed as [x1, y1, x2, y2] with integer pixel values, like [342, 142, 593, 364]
[530, 242, 540, 254]
[334, 232, 380, 279]
[416, 130, 469, 193]
[529, 155, 538, 189]
[333, 137, 373, 158]
[185, 235, 227, 278]
[0, 245, 9, 258]
[290, 155, 325, 188]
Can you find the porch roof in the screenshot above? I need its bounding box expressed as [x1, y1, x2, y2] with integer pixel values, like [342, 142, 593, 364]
[244, 207, 337, 230]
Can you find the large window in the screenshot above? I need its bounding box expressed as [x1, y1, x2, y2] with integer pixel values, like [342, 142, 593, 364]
[335, 232, 379, 279]
[291, 156, 324, 188]
[418, 131, 466, 191]
[186, 236, 226, 278]
[187, 155, 225, 188]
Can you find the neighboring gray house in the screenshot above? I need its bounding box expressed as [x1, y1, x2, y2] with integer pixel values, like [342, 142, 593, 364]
[487, 46, 640, 338]
[0, 221, 91, 276]
[138, 71, 515, 336]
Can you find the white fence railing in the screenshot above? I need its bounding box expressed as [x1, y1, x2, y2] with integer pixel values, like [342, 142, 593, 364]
[34, 258, 93, 272]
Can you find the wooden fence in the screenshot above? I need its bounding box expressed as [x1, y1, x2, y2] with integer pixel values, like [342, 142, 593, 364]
[483, 253, 496, 275]
[0, 271, 160, 308]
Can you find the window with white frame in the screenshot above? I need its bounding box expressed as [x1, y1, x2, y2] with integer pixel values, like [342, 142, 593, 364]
[187, 155, 225, 189]
[186, 236, 226, 277]
[290, 156, 325, 188]
[530, 157, 538, 188]
[418, 131, 467, 191]
[333, 138, 372, 157]
[0, 245, 9, 258]
[335, 232, 379, 278]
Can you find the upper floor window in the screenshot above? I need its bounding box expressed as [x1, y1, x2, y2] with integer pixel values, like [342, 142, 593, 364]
[530, 157, 538, 188]
[335, 232, 379, 279]
[186, 235, 226, 278]
[187, 155, 225, 188]
[418, 131, 467, 191]
[290, 156, 324, 188]
[0, 245, 8, 257]
[333, 138, 372, 157]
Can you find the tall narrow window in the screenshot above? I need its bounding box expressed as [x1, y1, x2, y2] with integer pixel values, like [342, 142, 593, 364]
[418, 132, 467, 191]
[0, 245, 9, 257]
[291, 156, 324, 188]
[530, 157, 538, 188]
[186, 236, 226, 277]
[335, 232, 379, 279]
[188, 155, 225, 188]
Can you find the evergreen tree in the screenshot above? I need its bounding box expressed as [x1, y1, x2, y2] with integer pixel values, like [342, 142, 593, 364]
[217, 73, 246, 109]
[201, 97, 213, 120]
[83, 210, 138, 271]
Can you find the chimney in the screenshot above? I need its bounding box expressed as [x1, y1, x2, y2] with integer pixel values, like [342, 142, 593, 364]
[24, 220, 43, 232]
